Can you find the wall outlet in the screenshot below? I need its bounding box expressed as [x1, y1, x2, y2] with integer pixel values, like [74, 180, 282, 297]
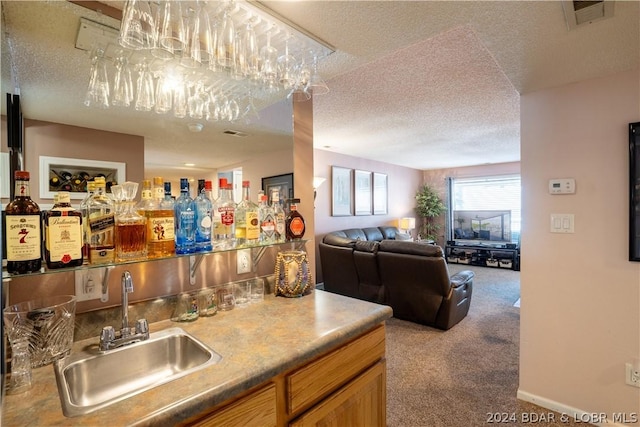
[236, 249, 252, 274]
[626, 363, 640, 388]
[75, 268, 106, 302]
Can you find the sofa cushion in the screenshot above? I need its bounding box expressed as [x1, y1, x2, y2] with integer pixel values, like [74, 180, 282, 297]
[379, 226, 399, 240]
[355, 240, 379, 253]
[341, 228, 369, 241]
[378, 240, 444, 257]
[362, 227, 384, 241]
[323, 233, 356, 248]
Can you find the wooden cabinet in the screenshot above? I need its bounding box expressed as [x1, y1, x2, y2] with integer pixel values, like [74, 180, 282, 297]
[187, 325, 386, 427]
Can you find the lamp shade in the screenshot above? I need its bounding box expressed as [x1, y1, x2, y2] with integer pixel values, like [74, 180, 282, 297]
[399, 217, 416, 230]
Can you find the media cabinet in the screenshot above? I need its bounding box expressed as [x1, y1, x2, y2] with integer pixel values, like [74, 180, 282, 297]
[445, 242, 520, 271]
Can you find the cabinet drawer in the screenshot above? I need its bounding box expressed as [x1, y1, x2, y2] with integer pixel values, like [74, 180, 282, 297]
[287, 325, 385, 415]
[191, 383, 277, 427]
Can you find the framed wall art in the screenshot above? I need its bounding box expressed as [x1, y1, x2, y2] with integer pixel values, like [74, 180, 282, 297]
[331, 166, 352, 216]
[354, 170, 372, 216]
[373, 172, 388, 215]
[262, 173, 294, 204]
[39, 156, 126, 200]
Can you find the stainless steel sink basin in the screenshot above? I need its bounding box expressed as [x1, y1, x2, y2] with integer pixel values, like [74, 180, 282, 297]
[54, 327, 222, 417]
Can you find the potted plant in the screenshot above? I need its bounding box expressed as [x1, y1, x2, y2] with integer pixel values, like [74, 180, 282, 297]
[415, 184, 446, 242]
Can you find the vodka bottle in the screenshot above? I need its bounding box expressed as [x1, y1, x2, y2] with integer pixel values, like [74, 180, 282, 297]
[194, 179, 213, 252]
[44, 191, 83, 269]
[87, 176, 116, 264]
[272, 190, 286, 243]
[258, 194, 276, 244]
[214, 180, 236, 250]
[235, 180, 260, 247]
[174, 178, 196, 254]
[5, 171, 42, 274]
[285, 199, 306, 241]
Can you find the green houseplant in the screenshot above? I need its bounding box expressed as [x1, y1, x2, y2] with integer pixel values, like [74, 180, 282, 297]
[415, 184, 446, 241]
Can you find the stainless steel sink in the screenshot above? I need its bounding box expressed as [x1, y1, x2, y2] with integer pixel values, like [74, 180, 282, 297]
[54, 327, 222, 417]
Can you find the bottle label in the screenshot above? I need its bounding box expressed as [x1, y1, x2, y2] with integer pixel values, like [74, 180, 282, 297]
[89, 213, 115, 235]
[290, 217, 305, 237]
[147, 217, 175, 242]
[246, 212, 260, 240]
[275, 213, 285, 237]
[5, 215, 42, 261]
[141, 189, 152, 200]
[261, 217, 275, 237]
[219, 207, 234, 226]
[48, 216, 82, 262]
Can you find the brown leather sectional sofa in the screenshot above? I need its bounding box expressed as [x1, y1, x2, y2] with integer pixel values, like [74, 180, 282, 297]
[318, 226, 474, 330]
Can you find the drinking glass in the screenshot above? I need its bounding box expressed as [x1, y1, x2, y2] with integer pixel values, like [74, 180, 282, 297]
[158, 1, 186, 52]
[260, 31, 278, 91]
[198, 288, 218, 317]
[308, 54, 329, 95]
[216, 285, 235, 311]
[234, 281, 251, 307]
[112, 51, 134, 107]
[154, 72, 173, 114]
[171, 292, 199, 322]
[243, 20, 259, 80]
[135, 60, 155, 111]
[182, 4, 213, 68]
[249, 278, 265, 302]
[174, 80, 188, 118]
[119, 0, 156, 50]
[277, 36, 297, 90]
[84, 47, 110, 109]
[216, 8, 235, 68]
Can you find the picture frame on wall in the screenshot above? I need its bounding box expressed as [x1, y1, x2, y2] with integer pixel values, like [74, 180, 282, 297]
[331, 166, 352, 216]
[354, 169, 372, 216]
[373, 172, 388, 215]
[262, 173, 294, 204]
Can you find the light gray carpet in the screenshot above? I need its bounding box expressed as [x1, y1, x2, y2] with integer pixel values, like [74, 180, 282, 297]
[385, 265, 583, 427]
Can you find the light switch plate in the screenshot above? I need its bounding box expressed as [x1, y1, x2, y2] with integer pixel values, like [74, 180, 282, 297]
[550, 214, 574, 233]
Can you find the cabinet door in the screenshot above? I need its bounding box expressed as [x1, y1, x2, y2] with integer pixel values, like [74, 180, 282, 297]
[190, 383, 277, 427]
[289, 360, 386, 427]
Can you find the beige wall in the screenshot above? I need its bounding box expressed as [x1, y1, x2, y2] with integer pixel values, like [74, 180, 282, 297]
[313, 149, 422, 281]
[519, 69, 640, 419]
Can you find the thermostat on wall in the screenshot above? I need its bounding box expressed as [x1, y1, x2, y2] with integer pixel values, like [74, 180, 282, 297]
[549, 178, 576, 194]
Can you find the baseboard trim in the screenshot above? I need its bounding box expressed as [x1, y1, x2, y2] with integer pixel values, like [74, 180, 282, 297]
[517, 389, 632, 426]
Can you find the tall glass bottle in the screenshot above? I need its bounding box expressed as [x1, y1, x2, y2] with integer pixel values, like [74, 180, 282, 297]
[272, 190, 286, 243]
[194, 179, 213, 252]
[258, 194, 276, 244]
[213, 179, 235, 250]
[155, 181, 177, 257]
[5, 171, 42, 274]
[80, 180, 96, 263]
[44, 191, 83, 269]
[235, 180, 259, 247]
[87, 176, 116, 264]
[285, 198, 306, 241]
[115, 181, 147, 261]
[174, 178, 196, 254]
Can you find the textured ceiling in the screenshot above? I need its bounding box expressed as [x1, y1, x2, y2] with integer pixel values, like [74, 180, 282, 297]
[2, 1, 639, 176]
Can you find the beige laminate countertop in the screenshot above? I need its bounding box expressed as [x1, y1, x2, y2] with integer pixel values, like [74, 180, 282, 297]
[1, 290, 393, 426]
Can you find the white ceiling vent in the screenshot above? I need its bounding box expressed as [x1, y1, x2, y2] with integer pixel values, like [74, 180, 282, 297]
[562, 1, 615, 30]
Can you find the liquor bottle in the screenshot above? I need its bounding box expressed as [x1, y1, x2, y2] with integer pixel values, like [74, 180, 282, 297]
[174, 178, 196, 254]
[80, 180, 96, 263]
[87, 176, 116, 264]
[194, 179, 213, 252]
[285, 198, 305, 241]
[149, 181, 177, 257]
[213, 179, 235, 250]
[272, 190, 286, 243]
[235, 181, 259, 247]
[44, 191, 83, 269]
[5, 171, 42, 274]
[258, 194, 276, 244]
[115, 181, 147, 261]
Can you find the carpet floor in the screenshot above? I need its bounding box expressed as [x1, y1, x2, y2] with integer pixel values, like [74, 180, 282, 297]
[385, 264, 584, 427]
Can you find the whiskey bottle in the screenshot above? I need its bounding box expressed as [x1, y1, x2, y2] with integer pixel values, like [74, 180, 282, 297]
[141, 178, 175, 258]
[115, 181, 147, 261]
[174, 178, 196, 254]
[44, 191, 83, 269]
[80, 180, 96, 264]
[235, 181, 259, 247]
[5, 171, 42, 274]
[285, 199, 305, 241]
[87, 176, 116, 264]
[271, 190, 286, 243]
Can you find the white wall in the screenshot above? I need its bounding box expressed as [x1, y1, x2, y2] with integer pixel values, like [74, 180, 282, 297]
[519, 68, 640, 422]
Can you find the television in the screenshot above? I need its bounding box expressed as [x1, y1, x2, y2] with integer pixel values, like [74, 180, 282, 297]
[452, 210, 512, 243]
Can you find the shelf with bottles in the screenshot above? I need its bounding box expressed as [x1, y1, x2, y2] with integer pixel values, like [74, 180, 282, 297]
[1, 239, 310, 280]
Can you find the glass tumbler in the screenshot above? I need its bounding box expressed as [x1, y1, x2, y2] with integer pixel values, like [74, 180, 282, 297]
[198, 288, 218, 317]
[6, 339, 32, 394]
[216, 285, 235, 311]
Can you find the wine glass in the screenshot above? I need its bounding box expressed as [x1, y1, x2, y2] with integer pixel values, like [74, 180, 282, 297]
[259, 30, 278, 91]
[84, 46, 110, 109]
[112, 50, 134, 107]
[216, 7, 236, 68]
[135, 59, 155, 111]
[119, 0, 156, 50]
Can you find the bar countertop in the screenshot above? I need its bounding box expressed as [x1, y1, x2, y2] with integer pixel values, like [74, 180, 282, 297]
[1, 290, 393, 426]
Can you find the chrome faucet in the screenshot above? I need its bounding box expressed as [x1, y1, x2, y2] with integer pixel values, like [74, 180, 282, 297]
[99, 271, 150, 351]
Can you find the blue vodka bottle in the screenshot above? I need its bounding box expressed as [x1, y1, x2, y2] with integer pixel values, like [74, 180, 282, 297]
[174, 178, 196, 254]
[194, 179, 213, 252]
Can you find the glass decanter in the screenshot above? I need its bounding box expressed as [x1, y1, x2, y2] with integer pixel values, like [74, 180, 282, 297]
[115, 181, 148, 261]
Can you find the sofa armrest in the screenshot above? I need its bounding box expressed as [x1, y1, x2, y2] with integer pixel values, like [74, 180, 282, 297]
[450, 270, 474, 288]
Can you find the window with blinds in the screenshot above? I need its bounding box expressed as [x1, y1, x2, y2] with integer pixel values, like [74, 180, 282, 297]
[449, 175, 521, 244]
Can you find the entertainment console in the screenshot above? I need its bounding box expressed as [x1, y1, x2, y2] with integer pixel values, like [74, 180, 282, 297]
[445, 242, 520, 271]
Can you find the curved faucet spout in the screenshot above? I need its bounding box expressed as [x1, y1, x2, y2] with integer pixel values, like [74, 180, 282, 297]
[121, 271, 133, 332]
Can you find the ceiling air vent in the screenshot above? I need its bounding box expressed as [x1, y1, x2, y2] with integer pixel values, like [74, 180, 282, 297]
[223, 130, 248, 137]
[562, 1, 614, 30]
